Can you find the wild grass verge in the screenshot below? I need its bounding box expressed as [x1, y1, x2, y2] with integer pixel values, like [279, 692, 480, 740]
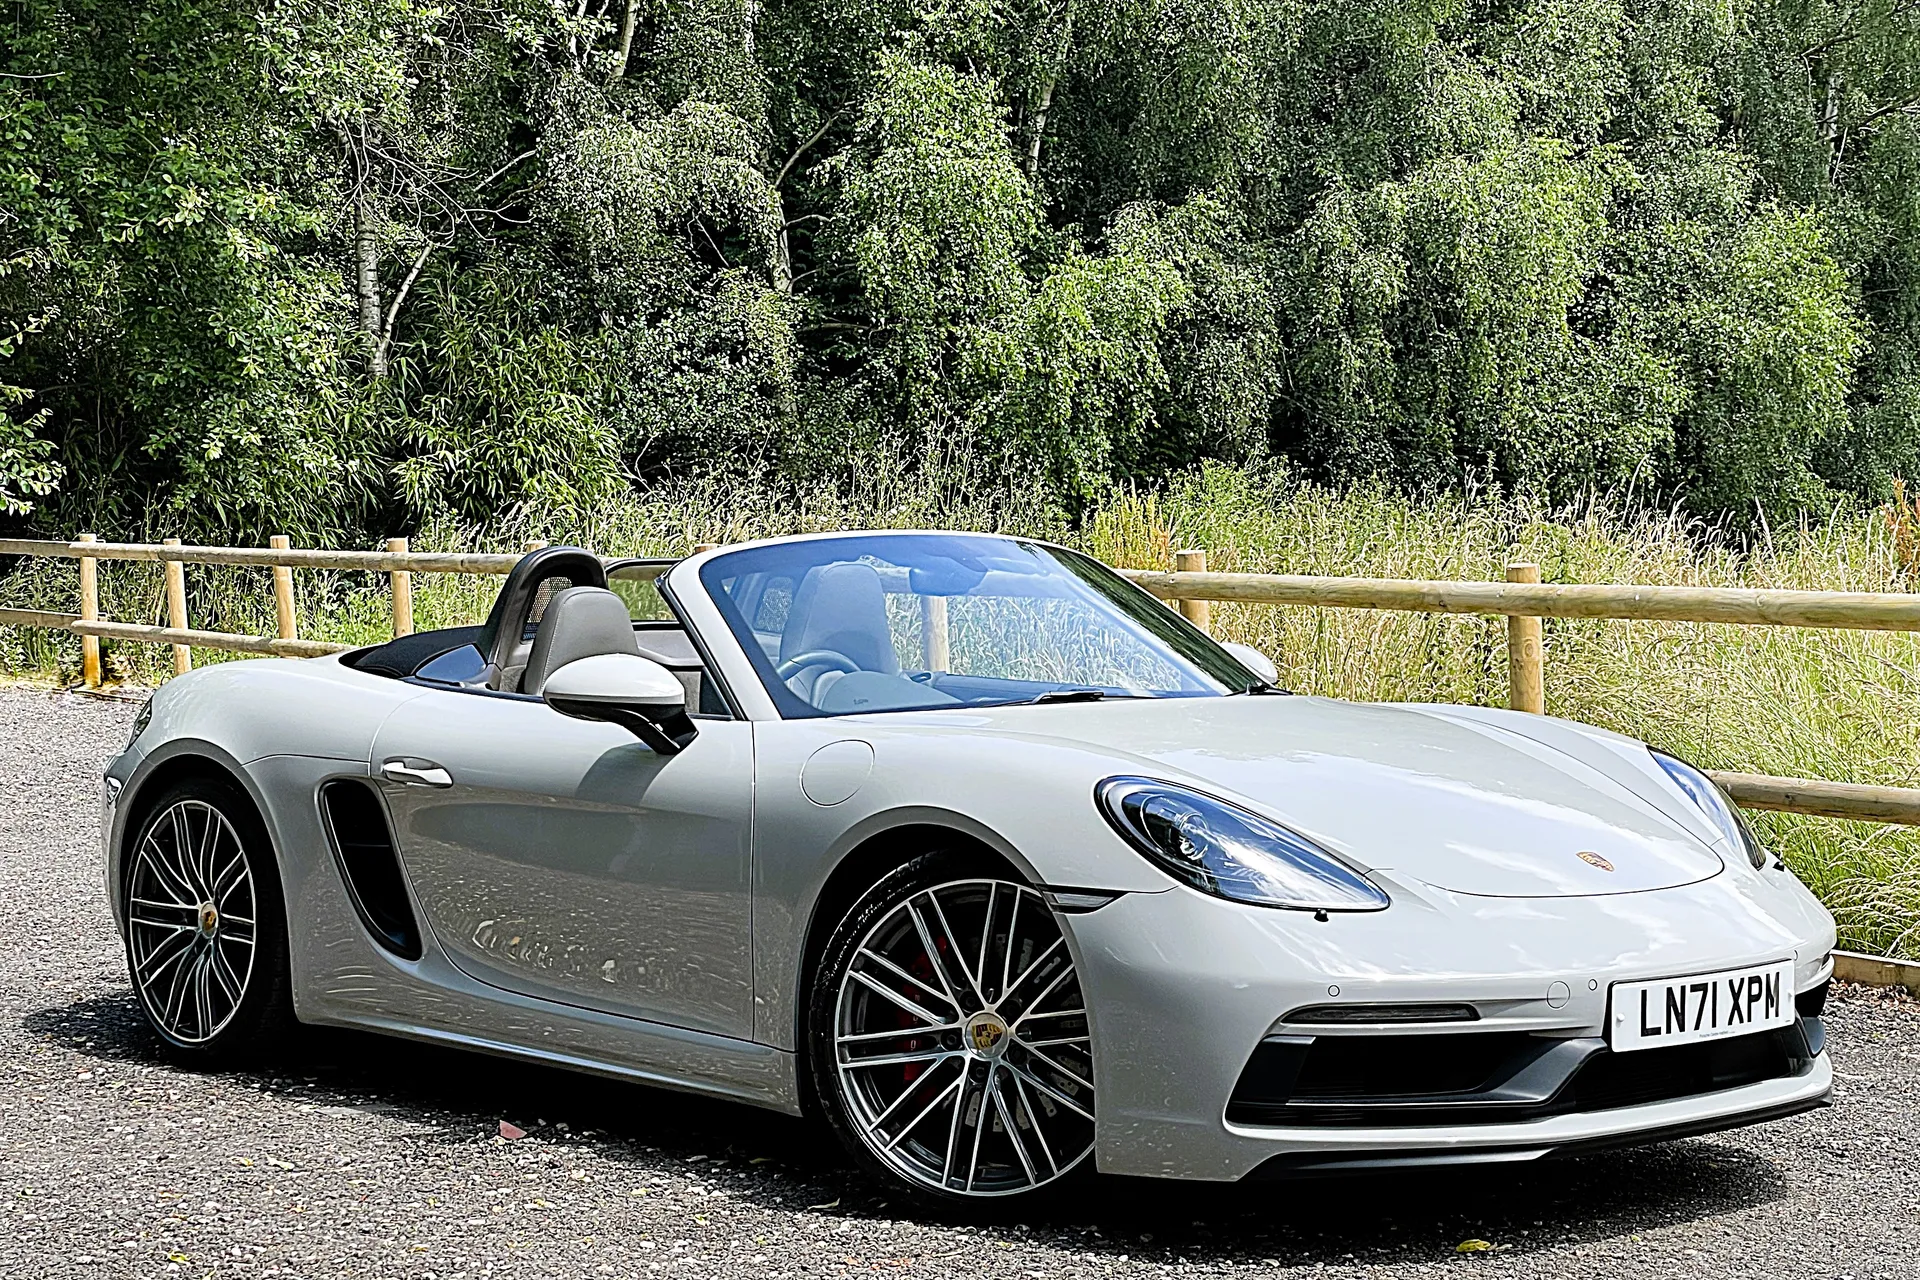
[5, 462, 1917, 957]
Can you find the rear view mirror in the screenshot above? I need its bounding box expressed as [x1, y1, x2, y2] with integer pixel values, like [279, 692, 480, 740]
[543, 653, 698, 754]
[1221, 641, 1280, 687]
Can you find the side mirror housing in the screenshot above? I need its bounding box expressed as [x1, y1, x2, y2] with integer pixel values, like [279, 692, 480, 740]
[1220, 641, 1280, 687]
[542, 653, 698, 753]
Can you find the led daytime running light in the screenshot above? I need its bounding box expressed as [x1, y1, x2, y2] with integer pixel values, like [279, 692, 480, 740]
[1652, 751, 1768, 871]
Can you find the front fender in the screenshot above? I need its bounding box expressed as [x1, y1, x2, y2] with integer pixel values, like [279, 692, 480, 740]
[105, 735, 282, 941]
[102, 657, 422, 939]
[750, 719, 1178, 1049]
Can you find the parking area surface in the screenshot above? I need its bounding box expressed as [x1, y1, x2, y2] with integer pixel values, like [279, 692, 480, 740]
[2, 683, 1917, 1280]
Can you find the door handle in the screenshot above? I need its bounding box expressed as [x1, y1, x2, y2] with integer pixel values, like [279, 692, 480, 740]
[381, 759, 453, 788]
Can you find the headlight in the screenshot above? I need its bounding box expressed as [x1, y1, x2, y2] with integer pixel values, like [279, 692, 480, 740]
[1651, 751, 1769, 870]
[1096, 777, 1390, 912]
[127, 700, 153, 751]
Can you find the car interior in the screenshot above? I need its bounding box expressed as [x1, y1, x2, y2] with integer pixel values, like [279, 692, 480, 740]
[345, 540, 1217, 720]
[710, 551, 1216, 716]
[342, 545, 732, 716]
[767, 562, 964, 712]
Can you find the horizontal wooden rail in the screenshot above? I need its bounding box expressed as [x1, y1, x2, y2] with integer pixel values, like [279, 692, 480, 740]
[0, 609, 351, 657]
[71, 619, 349, 659]
[0, 541, 673, 669]
[1707, 771, 1920, 826]
[0, 607, 80, 628]
[1119, 569, 1920, 632]
[0, 538, 524, 575]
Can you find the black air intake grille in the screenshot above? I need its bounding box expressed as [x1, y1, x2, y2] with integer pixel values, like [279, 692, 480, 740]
[1290, 1032, 1538, 1099]
[319, 779, 421, 960]
[1569, 1031, 1791, 1112]
[1228, 1024, 1811, 1127]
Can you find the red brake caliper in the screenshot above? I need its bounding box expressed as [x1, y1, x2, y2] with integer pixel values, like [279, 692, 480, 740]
[899, 935, 949, 1086]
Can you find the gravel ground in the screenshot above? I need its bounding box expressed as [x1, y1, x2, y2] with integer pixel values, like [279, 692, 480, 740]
[2, 683, 1917, 1280]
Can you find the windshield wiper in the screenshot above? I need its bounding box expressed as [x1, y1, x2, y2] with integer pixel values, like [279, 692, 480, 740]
[1024, 688, 1113, 705]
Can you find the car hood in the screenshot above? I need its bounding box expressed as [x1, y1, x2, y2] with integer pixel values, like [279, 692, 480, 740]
[872, 696, 1724, 898]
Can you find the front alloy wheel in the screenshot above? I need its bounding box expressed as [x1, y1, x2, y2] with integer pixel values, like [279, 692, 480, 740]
[814, 858, 1095, 1204]
[123, 779, 292, 1059]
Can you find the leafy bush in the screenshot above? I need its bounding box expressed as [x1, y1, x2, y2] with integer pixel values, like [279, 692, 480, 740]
[4, 0, 1920, 538]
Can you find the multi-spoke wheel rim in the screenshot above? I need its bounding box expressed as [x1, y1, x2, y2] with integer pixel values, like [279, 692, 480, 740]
[834, 879, 1094, 1197]
[126, 800, 256, 1044]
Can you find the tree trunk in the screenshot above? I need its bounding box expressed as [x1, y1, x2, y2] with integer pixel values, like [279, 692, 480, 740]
[611, 0, 639, 78]
[354, 192, 386, 377]
[1821, 70, 1845, 186]
[1026, 16, 1071, 180]
[772, 192, 794, 294]
[1027, 77, 1056, 179]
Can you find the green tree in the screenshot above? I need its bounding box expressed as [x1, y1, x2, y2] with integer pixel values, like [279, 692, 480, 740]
[2, 0, 1917, 541]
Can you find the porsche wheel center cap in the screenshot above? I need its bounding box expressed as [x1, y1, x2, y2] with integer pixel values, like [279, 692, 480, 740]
[197, 902, 220, 936]
[964, 1011, 1010, 1059]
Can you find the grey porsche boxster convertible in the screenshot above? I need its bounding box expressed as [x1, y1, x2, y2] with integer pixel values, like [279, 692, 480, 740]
[103, 532, 1836, 1207]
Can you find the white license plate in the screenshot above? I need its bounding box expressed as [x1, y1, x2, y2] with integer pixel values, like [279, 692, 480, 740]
[1608, 959, 1796, 1053]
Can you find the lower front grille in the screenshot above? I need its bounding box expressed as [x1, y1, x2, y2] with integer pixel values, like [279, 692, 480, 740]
[1570, 1030, 1792, 1112]
[1290, 1032, 1541, 1099]
[1227, 1021, 1817, 1127]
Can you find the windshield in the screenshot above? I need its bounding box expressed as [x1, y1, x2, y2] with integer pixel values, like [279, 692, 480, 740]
[699, 534, 1259, 717]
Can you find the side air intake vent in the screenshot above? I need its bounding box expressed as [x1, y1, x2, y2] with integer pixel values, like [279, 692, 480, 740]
[319, 779, 422, 960]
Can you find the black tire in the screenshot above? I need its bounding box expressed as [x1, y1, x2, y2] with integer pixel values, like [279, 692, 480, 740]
[120, 776, 295, 1063]
[808, 850, 1097, 1213]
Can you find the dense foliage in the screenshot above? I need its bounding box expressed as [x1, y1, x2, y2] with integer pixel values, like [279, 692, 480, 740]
[3, 0, 1919, 539]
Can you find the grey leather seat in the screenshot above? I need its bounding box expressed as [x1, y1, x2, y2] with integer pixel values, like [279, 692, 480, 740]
[520, 586, 642, 696]
[779, 563, 899, 703]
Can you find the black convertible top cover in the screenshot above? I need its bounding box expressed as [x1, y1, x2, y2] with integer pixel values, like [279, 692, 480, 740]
[342, 626, 485, 680]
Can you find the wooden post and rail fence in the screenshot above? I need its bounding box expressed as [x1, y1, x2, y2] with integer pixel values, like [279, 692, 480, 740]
[7, 531, 1920, 989]
[8, 534, 1920, 837]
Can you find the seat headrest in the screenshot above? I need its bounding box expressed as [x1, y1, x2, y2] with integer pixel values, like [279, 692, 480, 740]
[478, 545, 607, 676]
[779, 563, 900, 676]
[521, 586, 642, 697]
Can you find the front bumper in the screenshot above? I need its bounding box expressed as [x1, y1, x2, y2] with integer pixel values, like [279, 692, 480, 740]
[1242, 1071, 1832, 1176]
[1065, 870, 1836, 1181]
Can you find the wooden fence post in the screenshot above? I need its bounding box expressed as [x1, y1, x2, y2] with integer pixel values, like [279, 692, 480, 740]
[524, 539, 548, 554]
[162, 537, 191, 674]
[1175, 548, 1210, 634]
[77, 532, 100, 688]
[387, 537, 414, 638]
[269, 534, 297, 641]
[921, 595, 950, 672]
[1506, 561, 1544, 714]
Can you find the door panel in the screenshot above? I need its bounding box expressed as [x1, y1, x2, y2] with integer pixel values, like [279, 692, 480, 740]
[371, 689, 753, 1038]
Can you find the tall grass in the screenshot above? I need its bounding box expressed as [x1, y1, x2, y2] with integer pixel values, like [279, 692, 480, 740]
[4, 462, 1917, 957]
[1084, 466, 1920, 959]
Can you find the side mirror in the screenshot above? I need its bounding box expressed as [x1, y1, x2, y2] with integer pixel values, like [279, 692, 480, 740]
[1220, 641, 1280, 687]
[542, 653, 698, 754]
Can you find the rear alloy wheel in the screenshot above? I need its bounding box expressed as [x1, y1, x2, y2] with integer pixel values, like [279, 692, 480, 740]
[812, 857, 1095, 1205]
[123, 779, 293, 1059]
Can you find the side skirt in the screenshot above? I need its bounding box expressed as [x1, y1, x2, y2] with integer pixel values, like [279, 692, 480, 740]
[302, 1002, 801, 1115]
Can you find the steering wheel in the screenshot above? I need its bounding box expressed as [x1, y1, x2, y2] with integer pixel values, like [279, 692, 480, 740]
[777, 649, 862, 680]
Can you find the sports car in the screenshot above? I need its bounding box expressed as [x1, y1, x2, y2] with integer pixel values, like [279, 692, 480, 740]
[101, 531, 1837, 1206]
